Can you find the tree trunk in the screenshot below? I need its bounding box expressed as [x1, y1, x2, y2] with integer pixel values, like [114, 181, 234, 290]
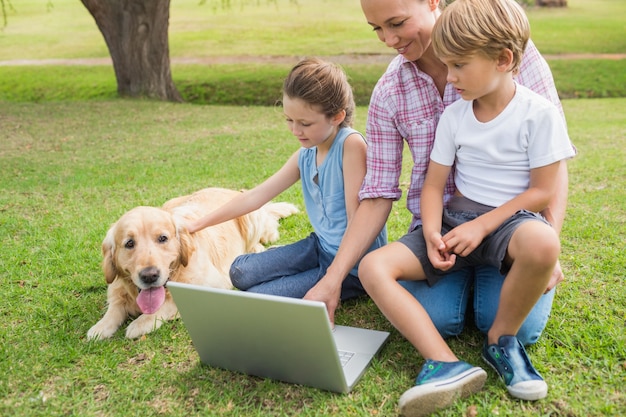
[80, 0, 183, 102]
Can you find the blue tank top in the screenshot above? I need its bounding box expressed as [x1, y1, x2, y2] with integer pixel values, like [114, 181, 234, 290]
[299, 127, 387, 276]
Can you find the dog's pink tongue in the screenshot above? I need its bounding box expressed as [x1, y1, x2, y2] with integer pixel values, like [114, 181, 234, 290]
[136, 287, 166, 314]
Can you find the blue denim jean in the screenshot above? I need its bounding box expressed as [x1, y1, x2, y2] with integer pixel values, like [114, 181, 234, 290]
[399, 265, 555, 346]
[229, 233, 366, 300]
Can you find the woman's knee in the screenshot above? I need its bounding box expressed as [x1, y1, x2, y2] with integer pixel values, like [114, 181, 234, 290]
[517, 288, 555, 345]
[516, 326, 542, 346]
[400, 270, 472, 339]
[474, 284, 555, 346]
[475, 316, 542, 345]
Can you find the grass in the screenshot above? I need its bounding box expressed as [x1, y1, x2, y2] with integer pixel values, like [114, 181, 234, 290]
[1, 98, 625, 416]
[526, 0, 626, 55]
[1, 0, 625, 415]
[1, 59, 625, 106]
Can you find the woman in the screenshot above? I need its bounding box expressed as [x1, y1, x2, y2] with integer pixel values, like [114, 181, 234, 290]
[302, 0, 573, 415]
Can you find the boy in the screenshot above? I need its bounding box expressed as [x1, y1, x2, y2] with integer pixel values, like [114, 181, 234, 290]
[358, 0, 575, 415]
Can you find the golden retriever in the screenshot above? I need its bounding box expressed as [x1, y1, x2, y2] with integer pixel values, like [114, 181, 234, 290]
[87, 187, 298, 340]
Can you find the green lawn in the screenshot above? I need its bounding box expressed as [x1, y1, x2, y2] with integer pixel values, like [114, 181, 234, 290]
[1, 0, 625, 415]
[1, 99, 624, 416]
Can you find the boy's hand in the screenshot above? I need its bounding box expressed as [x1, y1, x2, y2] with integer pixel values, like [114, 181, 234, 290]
[442, 219, 486, 257]
[426, 232, 456, 271]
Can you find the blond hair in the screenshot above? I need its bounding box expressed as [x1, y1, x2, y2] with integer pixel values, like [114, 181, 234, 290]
[282, 57, 355, 128]
[431, 0, 530, 73]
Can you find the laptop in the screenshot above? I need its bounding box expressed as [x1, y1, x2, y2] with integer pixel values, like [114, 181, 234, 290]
[167, 281, 389, 393]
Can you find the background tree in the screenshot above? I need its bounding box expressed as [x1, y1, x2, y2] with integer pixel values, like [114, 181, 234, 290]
[77, 0, 288, 102]
[1, 0, 291, 102]
[80, 0, 182, 102]
[1, 0, 13, 28]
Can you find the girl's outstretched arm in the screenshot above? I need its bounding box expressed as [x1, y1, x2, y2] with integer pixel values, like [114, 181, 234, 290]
[187, 151, 301, 233]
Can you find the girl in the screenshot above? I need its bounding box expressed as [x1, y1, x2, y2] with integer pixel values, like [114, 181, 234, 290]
[187, 58, 386, 314]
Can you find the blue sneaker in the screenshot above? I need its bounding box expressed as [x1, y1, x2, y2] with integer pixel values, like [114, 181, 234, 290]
[398, 360, 486, 417]
[482, 335, 548, 400]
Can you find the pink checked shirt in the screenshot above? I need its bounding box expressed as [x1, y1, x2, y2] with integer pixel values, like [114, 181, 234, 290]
[360, 40, 564, 232]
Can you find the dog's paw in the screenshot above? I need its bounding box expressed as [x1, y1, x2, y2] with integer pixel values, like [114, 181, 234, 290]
[87, 321, 118, 341]
[125, 315, 164, 339]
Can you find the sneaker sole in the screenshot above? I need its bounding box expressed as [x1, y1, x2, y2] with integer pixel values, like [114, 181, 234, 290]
[481, 354, 548, 401]
[398, 367, 487, 417]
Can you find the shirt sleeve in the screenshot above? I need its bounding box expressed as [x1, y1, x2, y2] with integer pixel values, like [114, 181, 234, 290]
[430, 105, 460, 167]
[527, 100, 576, 169]
[359, 82, 404, 202]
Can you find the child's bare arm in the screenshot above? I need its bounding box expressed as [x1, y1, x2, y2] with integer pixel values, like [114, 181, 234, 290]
[187, 152, 301, 233]
[342, 132, 368, 223]
[422, 161, 456, 270]
[540, 160, 568, 234]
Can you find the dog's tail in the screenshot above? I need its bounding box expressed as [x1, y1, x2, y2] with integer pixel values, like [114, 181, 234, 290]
[240, 201, 299, 252]
[258, 202, 299, 245]
[265, 202, 300, 221]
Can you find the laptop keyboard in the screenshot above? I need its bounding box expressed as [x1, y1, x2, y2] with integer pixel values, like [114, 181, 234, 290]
[338, 350, 355, 367]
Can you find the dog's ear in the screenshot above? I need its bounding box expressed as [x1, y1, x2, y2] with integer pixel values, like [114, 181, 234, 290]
[101, 224, 118, 284]
[174, 217, 194, 267]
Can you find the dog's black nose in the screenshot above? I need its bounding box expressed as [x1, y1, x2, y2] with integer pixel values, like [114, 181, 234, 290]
[139, 266, 160, 284]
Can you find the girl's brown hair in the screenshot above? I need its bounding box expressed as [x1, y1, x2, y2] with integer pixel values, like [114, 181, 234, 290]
[282, 57, 355, 128]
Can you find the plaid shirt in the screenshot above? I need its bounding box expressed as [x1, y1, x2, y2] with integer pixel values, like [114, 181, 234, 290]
[360, 40, 564, 231]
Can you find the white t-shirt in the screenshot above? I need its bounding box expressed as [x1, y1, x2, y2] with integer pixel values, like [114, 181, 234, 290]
[430, 84, 575, 207]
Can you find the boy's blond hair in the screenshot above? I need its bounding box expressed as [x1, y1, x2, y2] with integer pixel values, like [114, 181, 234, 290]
[432, 0, 530, 73]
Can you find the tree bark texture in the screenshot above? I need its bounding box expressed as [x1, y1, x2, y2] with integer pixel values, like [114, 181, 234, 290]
[80, 0, 183, 102]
